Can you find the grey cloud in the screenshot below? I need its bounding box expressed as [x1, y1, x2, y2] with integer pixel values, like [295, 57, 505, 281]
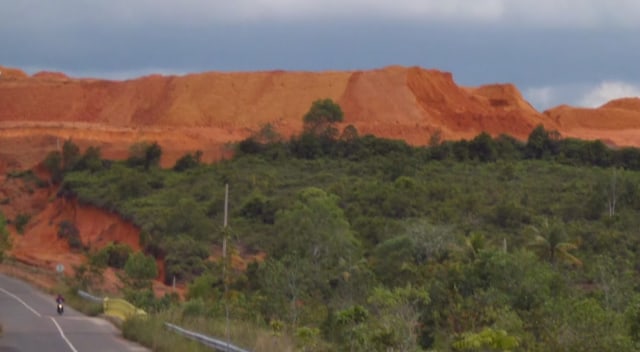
[3, 0, 640, 29]
[524, 80, 640, 111]
[2, 21, 638, 84]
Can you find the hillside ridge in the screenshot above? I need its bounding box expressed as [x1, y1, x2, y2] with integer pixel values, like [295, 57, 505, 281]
[1, 65, 639, 170]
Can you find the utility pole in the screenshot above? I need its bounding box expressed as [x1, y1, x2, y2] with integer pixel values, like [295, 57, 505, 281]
[223, 183, 230, 350]
[223, 183, 228, 256]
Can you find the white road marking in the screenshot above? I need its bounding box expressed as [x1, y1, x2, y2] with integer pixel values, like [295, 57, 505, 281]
[50, 317, 79, 352]
[0, 287, 42, 317]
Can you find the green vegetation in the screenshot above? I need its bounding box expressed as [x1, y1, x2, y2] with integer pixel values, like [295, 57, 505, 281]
[122, 315, 211, 352]
[122, 308, 292, 352]
[57, 220, 82, 250]
[0, 213, 9, 262]
[303, 98, 344, 138]
[44, 99, 640, 350]
[13, 213, 30, 235]
[63, 290, 104, 317]
[124, 252, 158, 289]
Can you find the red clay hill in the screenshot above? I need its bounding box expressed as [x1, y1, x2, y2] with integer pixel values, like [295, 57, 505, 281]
[1, 64, 639, 292]
[2, 65, 639, 171]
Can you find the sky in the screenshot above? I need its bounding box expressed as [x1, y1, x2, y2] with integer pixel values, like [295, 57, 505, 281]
[1, 0, 639, 110]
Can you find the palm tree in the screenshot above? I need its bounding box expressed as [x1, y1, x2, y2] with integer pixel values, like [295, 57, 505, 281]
[462, 232, 487, 261]
[527, 217, 582, 266]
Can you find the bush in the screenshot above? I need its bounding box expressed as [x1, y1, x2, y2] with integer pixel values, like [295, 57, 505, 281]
[182, 298, 209, 317]
[0, 213, 9, 263]
[173, 151, 202, 172]
[58, 220, 83, 250]
[127, 141, 162, 170]
[96, 242, 133, 269]
[124, 252, 158, 289]
[123, 289, 175, 313]
[163, 237, 209, 284]
[14, 213, 31, 234]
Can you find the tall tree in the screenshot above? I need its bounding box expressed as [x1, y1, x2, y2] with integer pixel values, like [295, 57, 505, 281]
[468, 132, 497, 162]
[269, 187, 362, 321]
[62, 138, 81, 171]
[127, 141, 162, 170]
[124, 251, 158, 289]
[526, 217, 581, 266]
[303, 98, 344, 139]
[43, 150, 63, 184]
[0, 213, 10, 263]
[526, 124, 560, 159]
[76, 146, 104, 172]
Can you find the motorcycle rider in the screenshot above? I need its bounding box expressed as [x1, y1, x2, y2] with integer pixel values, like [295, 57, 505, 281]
[56, 294, 65, 314]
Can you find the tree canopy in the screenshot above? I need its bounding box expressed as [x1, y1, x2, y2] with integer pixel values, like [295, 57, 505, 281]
[53, 105, 640, 351]
[303, 98, 344, 138]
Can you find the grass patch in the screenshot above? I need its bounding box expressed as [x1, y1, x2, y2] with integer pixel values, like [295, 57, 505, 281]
[122, 308, 298, 352]
[177, 317, 296, 352]
[122, 315, 212, 352]
[170, 309, 297, 352]
[65, 292, 104, 316]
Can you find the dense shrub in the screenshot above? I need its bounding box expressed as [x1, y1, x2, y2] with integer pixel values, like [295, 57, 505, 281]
[14, 213, 31, 235]
[96, 242, 133, 269]
[57, 220, 83, 250]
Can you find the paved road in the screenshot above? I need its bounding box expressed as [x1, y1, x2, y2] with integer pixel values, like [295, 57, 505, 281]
[0, 273, 149, 352]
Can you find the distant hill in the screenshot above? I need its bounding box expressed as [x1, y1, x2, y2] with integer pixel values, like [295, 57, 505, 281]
[0, 64, 638, 170]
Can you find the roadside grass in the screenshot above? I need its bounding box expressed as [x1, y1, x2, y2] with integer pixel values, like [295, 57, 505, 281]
[64, 290, 104, 317]
[122, 315, 212, 352]
[175, 316, 297, 352]
[123, 308, 299, 352]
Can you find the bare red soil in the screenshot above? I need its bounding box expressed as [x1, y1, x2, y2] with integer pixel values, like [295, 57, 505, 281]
[0, 65, 564, 170]
[1, 64, 638, 295]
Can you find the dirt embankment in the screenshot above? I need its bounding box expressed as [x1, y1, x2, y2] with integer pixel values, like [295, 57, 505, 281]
[0, 65, 566, 171]
[0, 172, 142, 293]
[543, 97, 640, 146]
[4, 64, 637, 172]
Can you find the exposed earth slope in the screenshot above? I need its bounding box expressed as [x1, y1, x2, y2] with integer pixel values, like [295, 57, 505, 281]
[0, 64, 566, 171]
[544, 97, 640, 146]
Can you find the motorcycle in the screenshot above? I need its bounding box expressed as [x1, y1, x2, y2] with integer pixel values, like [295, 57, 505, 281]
[56, 302, 64, 315]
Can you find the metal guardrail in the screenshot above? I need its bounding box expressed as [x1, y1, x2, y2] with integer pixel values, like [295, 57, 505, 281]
[77, 290, 104, 303]
[77, 290, 248, 351]
[164, 322, 251, 352]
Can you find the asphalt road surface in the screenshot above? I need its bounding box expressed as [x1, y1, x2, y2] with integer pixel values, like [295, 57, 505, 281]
[0, 273, 149, 352]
